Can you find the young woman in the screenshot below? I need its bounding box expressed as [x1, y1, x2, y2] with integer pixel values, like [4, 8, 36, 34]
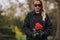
[23, 0, 52, 40]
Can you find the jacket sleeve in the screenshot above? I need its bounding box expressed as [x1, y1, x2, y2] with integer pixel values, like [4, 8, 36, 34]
[22, 13, 33, 37]
[44, 14, 52, 36]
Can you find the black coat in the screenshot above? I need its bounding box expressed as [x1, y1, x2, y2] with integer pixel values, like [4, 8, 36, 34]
[23, 10, 52, 40]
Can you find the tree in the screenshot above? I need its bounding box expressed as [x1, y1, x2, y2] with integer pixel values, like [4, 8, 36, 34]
[54, 0, 60, 40]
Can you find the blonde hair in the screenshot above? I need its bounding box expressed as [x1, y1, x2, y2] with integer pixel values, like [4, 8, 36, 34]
[33, 0, 46, 21]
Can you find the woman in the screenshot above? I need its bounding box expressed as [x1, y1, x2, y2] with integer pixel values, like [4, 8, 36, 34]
[23, 0, 52, 40]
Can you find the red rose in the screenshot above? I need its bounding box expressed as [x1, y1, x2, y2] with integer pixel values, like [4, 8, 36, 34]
[35, 22, 43, 30]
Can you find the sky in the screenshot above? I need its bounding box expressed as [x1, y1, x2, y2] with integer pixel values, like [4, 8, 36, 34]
[0, 0, 27, 9]
[0, 0, 28, 16]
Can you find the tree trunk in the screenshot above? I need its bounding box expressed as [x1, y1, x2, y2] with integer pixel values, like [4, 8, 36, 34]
[55, 0, 60, 40]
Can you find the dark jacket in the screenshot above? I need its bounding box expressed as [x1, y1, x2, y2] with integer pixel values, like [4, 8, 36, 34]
[23, 10, 52, 40]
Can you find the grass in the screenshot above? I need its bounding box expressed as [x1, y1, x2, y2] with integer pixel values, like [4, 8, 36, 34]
[16, 35, 53, 40]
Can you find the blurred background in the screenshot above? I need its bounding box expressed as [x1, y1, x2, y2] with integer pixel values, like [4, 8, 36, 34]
[0, 0, 60, 40]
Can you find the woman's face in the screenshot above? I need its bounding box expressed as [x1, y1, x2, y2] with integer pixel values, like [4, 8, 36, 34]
[34, 1, 42, 12]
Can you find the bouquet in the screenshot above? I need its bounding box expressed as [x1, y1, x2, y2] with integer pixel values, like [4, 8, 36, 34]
[33, 22, 44, 37]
